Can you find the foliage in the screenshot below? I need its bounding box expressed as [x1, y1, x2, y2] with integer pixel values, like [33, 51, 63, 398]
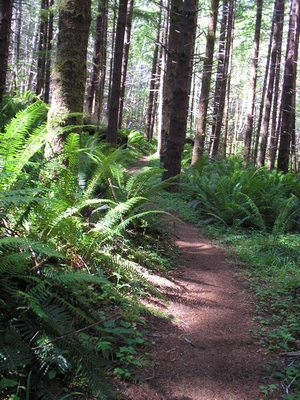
[156, 156, 300, 399]
[183, 157, 300, 234]
[0, 99, 174, 399]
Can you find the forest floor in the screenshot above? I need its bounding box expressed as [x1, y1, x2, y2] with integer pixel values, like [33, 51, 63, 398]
[116, 220, 277, 400]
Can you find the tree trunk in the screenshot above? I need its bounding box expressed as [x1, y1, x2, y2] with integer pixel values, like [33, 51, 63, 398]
[277, 0, 299, 173]
[44, 0, 54, 104]
[119, 0, 134, 129]
[258, 0, 284, 167]
[210, 0, 235, 158]
[243, 0, 263, 164]
[96, 0, 108, 124]
[162, 0, 197, 185]
[46, 0, 91, 155]
[144, 6, 162, 140]
[86, 0, 105, 117]
[156, 0, 170, 156]
[0, 0, 13, 103]
[107, 0, 128, 145]
[252, 15, 274, 165]
[36, 0, 48, 98]
[191, 0, 220, 165]
[159, 0, 182, 162]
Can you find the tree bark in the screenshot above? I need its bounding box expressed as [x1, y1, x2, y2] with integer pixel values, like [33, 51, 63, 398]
[156, 0, 170, 156]
[86, 0, 108, 121]
[36, 0, 48, 98]
[159, 0, 182, 161]
[0, 0, 13, 103]
[107, 0, 128, 145]
[210, 0, 235, 158]
[162, 0, 197, 185]
[191, 0, 220, 165]
[258, 0, 284, 167]
[46, 0, 91, 155]
[243, 0, 263, 164]
[277, 0, 299, 173]
[144, 5, 162, 140]
[119, 0, 134, 129]
[44, 0, 54, 104]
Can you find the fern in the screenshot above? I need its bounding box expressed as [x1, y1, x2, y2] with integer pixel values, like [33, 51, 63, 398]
[0, 101, 49, 190]
[272, 195, 300, 245]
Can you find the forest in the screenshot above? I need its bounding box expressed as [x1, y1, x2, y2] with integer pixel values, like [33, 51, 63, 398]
[0, 0, 300, 398]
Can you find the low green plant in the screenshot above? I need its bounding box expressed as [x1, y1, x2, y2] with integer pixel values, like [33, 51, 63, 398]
[0, 98, 176, 398]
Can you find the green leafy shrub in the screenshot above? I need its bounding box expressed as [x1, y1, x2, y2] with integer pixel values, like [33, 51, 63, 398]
[0, 99, 173, 398]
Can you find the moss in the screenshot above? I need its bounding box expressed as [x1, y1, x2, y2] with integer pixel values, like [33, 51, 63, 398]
[47, 0, 91, 149]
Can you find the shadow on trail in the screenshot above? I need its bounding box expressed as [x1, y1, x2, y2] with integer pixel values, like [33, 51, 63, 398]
[126, 222, 269, 400]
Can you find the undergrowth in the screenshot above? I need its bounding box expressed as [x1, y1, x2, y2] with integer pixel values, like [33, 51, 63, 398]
[158, 154, 300, 400]
[0, 96, 175, 399]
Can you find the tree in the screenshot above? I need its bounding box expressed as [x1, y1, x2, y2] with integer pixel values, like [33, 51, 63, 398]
[156, 0, 170, 154]
[0, 0, 13, 103]
[107, 0, 128, 145]
[159, 0, 182, 162]
[258, 0, 284, 167]
[36, 0, 54, 103]
[46, 0, 92, 155]
[144, 5, 162, 140]
[277, 0, 299, 173]
[191, 0, 220, 165]
[209, 0, 235, 158]
[243, 0, 263, 164]
[119, 0, 134, 129]
[162, 0, 197, 184]
[86, 0, 106, 116]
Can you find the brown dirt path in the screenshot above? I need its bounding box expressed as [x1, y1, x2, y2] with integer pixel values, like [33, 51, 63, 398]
[118, 221, 274, 400]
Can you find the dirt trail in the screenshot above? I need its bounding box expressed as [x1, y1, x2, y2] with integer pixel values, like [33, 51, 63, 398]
[119, 221, 273, 400]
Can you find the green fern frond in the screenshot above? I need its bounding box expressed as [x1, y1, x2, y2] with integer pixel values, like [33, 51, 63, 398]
[1, 101, 48, 164]
[125, 166, 169, 199]
[272, 195, 300, 245]
[84, 147, 126, 199]
[229, 191, 266, 231]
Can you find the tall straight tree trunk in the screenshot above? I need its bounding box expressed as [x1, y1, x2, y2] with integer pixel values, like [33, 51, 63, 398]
[222, 25, 233, 158]
[210, 0, 235, 158]
[107, 0, 117, 110]
[162, 0, 197, 184]
[36, 0, 48, 98]
[258, 0, 285, 167]
[96, 0, 108, 124]
[0, 0, 13, 103]
[243, 0, 263, 164]
[277, 0, 299, 173]
[44, 0, 54, 104]
[107, 0, 128, 145]
[144, 6, 162, 140]
[191, 0, 220, 165]
[119, 0, 134, 129]
[159, 0, 182, 161]
[156, 0, 169, 156]
[144, 4, 162, 140]
[46, 0, 91, 155]
[267, 6, 284, 171]
[267, 42, 282, 170]
[252, 15, 274, 165]
[86, 0, 106, 117]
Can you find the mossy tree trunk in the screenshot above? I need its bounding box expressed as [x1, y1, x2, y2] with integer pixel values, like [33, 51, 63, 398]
[191, 0, 219, 165]
[46, 0, 91, 155]
[159, 0, 182, 163]
[277, 0, 299, 173]
[106, 0, 128, 145]
[162, 0, 197, 186]
[0, 0, 13, 104]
